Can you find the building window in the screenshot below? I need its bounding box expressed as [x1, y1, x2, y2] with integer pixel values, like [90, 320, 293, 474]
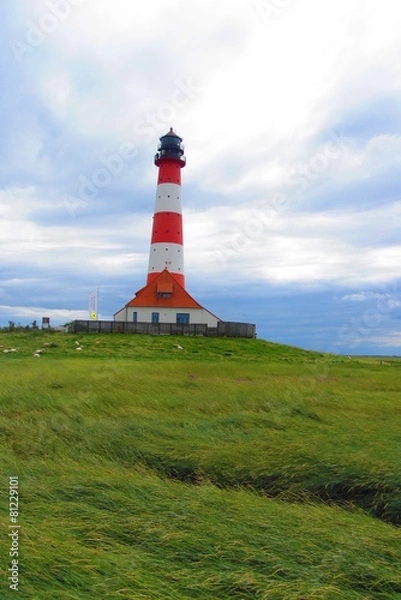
[151, 312, 160, 324]
[176, 313, 190, 325]
[133, 312, 137, 323]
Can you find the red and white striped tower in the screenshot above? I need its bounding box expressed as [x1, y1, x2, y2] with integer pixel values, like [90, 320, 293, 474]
[147, 128, 186, 287]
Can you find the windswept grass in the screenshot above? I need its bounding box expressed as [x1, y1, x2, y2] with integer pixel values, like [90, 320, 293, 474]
[3, 457, 401, 599]
[1, 331, 401, 598]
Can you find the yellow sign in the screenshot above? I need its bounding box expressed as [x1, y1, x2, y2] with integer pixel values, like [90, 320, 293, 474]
[91, 312, 97, 320]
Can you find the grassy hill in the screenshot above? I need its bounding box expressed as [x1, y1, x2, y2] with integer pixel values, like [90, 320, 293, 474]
[1, 331, 401, 599]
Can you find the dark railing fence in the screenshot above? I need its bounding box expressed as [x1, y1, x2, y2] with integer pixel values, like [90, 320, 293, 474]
[69, 320, 256, 338]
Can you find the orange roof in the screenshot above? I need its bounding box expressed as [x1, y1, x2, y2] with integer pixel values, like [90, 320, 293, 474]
[125, 269, 204, 309]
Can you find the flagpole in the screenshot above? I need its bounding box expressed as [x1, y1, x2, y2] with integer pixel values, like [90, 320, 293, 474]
[88, 289, 98, 321]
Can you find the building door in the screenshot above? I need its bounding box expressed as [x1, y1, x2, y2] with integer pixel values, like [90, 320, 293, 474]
[151, 312, 160, 324]
[176, 313, 190, 325]
[133, 312, 138, 323]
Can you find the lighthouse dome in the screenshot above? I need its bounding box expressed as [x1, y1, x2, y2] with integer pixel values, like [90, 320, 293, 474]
[155, 128, 186, 166]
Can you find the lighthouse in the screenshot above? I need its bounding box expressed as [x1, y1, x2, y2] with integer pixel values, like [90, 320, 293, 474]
[147, 128, 186, 287]
[69, 129, 256, 337]
[114, 128, 221, 328]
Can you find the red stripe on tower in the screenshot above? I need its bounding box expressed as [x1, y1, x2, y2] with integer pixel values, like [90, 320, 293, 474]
[147, 128, 186, 287]
[157, 160, 182, 185]
[151, 212, 183, 245]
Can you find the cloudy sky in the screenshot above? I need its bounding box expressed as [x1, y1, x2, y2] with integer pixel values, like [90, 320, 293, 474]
[1, 0, 401, 354]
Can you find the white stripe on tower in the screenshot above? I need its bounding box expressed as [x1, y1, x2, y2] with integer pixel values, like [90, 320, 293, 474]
[147, 128, 186, 287]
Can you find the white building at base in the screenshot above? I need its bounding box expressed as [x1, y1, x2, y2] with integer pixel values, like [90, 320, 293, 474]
[114, 268, 220, 327]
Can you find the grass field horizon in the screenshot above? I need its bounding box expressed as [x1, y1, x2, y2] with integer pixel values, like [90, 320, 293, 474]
[1, 331, 401, 598]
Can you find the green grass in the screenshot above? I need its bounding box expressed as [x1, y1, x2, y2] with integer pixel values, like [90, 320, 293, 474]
[1, 331, 401, 598]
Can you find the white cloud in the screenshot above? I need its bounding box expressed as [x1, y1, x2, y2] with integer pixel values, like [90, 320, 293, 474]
[340, 292, 376, 302]
[184, 199, 401, 286]
[362, 134, 401, 172]
[0, 186, 150, 278]
[0, 304, 88, 324]
[339, 291, 401, 309]
[360, 332, 401, 349]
